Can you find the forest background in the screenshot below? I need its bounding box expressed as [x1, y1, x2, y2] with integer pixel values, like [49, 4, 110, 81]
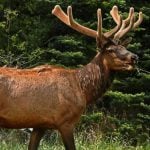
[0, 0, 149, 149]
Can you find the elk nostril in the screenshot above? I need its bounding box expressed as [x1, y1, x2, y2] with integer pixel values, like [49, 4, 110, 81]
[131, 55, 138, 61]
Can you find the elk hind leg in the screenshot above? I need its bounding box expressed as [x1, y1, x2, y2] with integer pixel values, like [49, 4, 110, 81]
[59, 125, 76, 150]
[28, 128, 45, 150]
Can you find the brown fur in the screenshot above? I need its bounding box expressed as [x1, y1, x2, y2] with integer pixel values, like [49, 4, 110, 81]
[0, 53, 112, 128]
[0, 65, 84, 129]
[0, 48, 137, 150]
[0, 4, 142, 149]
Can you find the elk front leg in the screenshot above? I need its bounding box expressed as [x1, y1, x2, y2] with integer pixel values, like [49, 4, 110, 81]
[28, 128, 45, 150]
[59, 125, 76, 150]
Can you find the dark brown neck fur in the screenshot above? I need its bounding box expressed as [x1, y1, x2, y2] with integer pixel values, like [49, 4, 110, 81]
[76, 52, 114, 104]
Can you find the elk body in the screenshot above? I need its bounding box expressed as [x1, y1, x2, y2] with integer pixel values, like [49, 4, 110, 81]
[0, 5, 143, 150]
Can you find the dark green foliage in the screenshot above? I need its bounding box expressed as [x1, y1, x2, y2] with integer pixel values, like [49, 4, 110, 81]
[0, 0, 149, 145]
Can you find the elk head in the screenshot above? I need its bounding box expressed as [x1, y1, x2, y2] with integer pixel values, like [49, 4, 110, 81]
[52, 5, 143, 71]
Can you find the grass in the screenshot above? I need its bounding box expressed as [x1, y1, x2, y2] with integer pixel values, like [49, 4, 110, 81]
[0, 139, 150, 150]
[0, 130, 149, 150]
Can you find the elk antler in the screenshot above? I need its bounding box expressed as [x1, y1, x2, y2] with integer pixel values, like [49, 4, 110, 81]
[52, 5, 97, 38]
[52, 5, 122, 41]
[97, 9, 102, 41]
[52, 5, 143, 42]
[104, 6, 122, 38]
[114, 8, 143, 39]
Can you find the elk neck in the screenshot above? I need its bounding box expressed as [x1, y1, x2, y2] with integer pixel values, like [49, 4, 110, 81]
[76, 52, 114, 104]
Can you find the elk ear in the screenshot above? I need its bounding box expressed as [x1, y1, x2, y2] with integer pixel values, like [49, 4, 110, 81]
[121, 37, 132, 47]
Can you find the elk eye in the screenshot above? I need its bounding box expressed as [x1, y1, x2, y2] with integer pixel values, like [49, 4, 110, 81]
[107, 47, 114, 52]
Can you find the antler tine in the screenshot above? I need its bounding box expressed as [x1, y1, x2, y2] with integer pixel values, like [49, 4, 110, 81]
[52, 5, 143, 45]
[114, 7, 135, 39]
[119, 7, 134, 31]
[114, 11, 135, 39]
[125, 8, 133, 20]
[114, 8, 143, 40]
[52, 5, 97, 38]
[97, 9, 102, 41]
[133, 12, 143, 28]
[67, 6, 74, 25]
[52, 5, 70, 26]
[110, 6, 120, 24]
[104, 6, 122, 38]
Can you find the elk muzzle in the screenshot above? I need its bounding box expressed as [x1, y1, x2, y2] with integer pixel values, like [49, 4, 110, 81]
[131, 54, 139, 63]
[123, 53, 139, 70]
[127, 53, 139, 65]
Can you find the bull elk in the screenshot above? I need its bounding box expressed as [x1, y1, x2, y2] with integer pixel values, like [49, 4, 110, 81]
[0, 5, 143, 150]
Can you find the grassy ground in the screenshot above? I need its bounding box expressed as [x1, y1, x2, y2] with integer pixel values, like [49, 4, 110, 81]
[0, 130, 149, 150]
[0, 139, 150, 150]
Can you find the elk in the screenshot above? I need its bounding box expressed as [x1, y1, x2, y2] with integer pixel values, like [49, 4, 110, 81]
[0, 5, 143, 150]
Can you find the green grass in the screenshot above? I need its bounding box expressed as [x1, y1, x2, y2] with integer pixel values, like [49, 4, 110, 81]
[0, 130, 149, 150]
[0, 139, 149, 150]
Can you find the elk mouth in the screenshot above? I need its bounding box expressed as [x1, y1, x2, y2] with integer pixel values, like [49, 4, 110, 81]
[123, 62, 135, 70]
